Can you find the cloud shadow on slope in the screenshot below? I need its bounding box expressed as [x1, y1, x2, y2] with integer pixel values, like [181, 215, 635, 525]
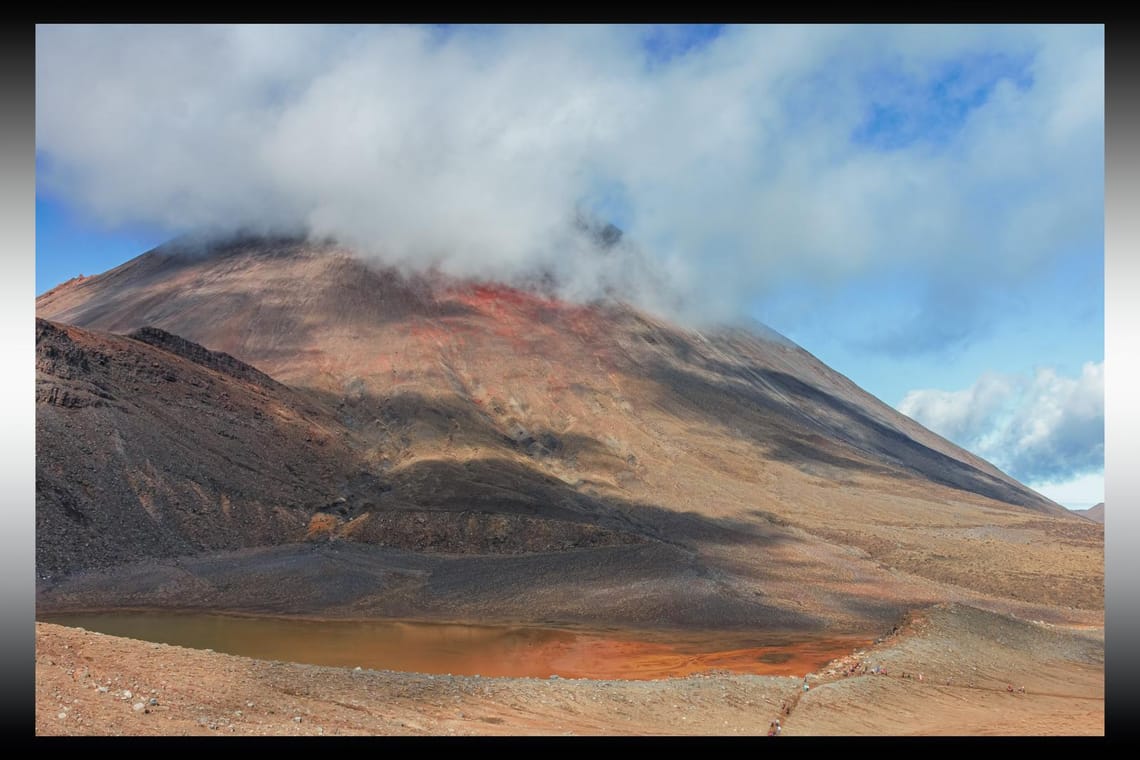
[648, 355, 1053, 512]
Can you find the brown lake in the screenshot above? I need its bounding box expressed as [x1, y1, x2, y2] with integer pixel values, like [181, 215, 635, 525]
[38, 611, 870, 680]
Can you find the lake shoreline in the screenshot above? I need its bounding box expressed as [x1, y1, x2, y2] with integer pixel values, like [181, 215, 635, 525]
[35, 602, 1105, 735]
[36, 609, 875, 681]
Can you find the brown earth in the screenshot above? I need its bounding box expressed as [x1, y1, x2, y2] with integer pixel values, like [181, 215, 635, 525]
[34, 239, 1103, 632]
[1074, 502, 1104, 524]
[34, 603, 1103, 736]
[33, 236, 1104, 736]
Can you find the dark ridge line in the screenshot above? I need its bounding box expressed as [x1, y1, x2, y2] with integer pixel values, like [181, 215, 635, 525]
[126, 325, 282, 390]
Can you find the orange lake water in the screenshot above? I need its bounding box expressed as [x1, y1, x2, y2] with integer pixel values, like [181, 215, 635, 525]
[38, 611, 871, 680]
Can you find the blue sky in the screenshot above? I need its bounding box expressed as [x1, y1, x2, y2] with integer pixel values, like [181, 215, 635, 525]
[36, 193, 167, 294]
[35, 24, 1104, 509]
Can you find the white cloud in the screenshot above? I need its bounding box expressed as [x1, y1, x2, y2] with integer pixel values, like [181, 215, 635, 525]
[35, 24, 1103, 328]
[898, 361, 1104, 485]
[896, 372, 1016, 443]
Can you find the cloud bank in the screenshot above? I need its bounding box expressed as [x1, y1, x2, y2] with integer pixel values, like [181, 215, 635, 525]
[36, 24, 1103, 326]
[898, 361, 1104, 485]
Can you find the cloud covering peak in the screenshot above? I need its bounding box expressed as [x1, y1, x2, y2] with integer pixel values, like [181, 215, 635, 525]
[36, 24, 1103, 328]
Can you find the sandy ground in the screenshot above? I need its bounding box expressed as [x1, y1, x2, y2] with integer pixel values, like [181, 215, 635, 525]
[35, 603, 1103, 737]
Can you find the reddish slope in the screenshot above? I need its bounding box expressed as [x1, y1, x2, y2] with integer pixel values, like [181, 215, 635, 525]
[36, 237, 1064, 516]
[35, 237, 1102, 623]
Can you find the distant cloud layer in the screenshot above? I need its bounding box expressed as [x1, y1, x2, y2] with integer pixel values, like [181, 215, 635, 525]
[36, 24, 1103, 327]
[898, 361, 1104, 485]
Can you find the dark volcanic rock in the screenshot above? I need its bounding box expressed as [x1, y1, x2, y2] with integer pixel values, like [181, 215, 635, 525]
[127, 326, 281, 390]
[35, 319, 362, 578]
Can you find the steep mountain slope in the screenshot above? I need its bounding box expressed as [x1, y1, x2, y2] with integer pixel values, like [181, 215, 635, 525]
[35, 237, 1103, 627]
